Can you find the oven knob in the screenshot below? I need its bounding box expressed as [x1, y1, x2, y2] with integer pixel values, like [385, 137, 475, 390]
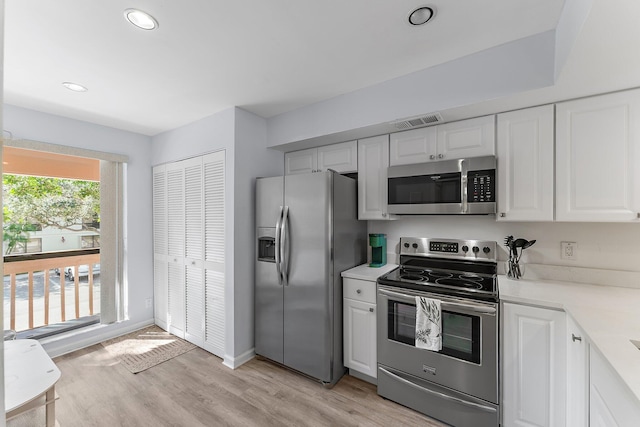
[403, 242, 410, 248]
[462, 245, 469, 253]
[483, 246, 491, 254]
[412, 243, 418, 249]
[472, 246, 479, 253]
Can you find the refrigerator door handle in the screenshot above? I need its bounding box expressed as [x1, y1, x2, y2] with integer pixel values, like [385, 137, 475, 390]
[281, 205, 290, 286]
[275, 206, 284, 286]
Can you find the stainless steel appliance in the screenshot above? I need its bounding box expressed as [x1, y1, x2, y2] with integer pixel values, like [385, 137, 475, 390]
[255, 171, 367, 386]
[387, 156, 496, 215]
[377, 237, 500, 427]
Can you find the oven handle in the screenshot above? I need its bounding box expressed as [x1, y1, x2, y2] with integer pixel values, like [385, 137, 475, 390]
[378, 288, 497, 315]
[379, 367, 497, 413]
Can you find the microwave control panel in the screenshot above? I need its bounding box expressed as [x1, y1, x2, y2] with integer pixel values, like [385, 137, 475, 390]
[467, 169, 495, 203]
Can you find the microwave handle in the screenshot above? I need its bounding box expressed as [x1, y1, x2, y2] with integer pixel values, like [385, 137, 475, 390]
[461, 159, 468, 213]
[378, 288, 497, 315]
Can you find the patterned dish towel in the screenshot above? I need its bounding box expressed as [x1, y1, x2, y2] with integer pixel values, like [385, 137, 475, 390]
[415, 296, 442, 351]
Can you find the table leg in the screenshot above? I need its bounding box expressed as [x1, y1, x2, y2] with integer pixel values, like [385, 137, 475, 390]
[45, 385, 56, 427]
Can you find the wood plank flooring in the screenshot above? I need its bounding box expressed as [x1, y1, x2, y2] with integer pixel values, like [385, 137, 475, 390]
[42, 343, 445, 426]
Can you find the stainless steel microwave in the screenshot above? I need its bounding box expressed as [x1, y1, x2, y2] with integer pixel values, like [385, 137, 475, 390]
[387, 156, 496, 215]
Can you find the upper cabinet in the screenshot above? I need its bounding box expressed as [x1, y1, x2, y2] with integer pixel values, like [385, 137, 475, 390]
[390, 115, 495, 166]
[285, 140, 357, 175]
[358, 135, 394, 220]
[556, 89, 640, 221]
[496, 105, 555, 221]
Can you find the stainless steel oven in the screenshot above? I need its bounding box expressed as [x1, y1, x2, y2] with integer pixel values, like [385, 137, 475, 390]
[376, 237, 500, 427]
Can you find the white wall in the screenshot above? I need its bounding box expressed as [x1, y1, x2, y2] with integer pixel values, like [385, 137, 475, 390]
[369, 216, 640, 279]
[267, 31, 556, 149]
[232, 108, 283, 363]
[3, 104, 155, 355]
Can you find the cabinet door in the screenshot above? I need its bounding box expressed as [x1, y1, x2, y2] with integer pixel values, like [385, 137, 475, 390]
[358, 135, 393, 220]
[285, 148, 317, 175]
[566, 315, 588, 427]
[437, 115, 495, 160]
[389, 126, 437, 165]
[502, 303, 566, 427]
[184, 158, 204, 346]
[556, 89, 640, 221]
[497, 106, 554, 221]
[152, 165, 168, 329]
[590, 346, 640, 427]
[317, 140, 358, 173]
[166, 162, 185, 337]
[343, 298, 376, 378]
[202, 151, 226, 358]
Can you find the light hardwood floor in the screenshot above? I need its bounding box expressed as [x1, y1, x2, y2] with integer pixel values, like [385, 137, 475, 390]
[42, 343, 445, 426]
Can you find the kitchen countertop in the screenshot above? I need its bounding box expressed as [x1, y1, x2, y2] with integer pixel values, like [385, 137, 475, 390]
[499, 275, 640, 404]
[341, 263, 398, 281]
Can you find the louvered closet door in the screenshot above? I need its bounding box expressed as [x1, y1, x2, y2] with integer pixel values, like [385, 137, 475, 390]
[202, 151, 226, 357]
[152, 165, 168, 330]
[166, 162, 185, 337]
[183, 158, 205, 346]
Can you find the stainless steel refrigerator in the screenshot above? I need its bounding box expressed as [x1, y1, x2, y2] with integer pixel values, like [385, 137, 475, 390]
[255, 170, 366, 386]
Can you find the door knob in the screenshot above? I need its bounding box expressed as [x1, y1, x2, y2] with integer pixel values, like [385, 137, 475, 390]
[356, 289, 362, 294]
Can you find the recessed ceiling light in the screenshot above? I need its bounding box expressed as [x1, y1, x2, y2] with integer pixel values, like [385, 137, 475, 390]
[124, 8, 158, 30]
[408, 6, 435, 26]
[62, 82, 88, 92]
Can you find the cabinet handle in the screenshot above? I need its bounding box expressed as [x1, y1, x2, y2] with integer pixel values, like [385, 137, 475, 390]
[382, 212, 387, 217]
[500, 213, 506, 218]
[572, 334, 582, 342]
[356, 289, 362, 294]
[191, 261, 196, 265]
[438, 154, 444, 159]
[429, 155, 435, 160]
[369, 307, 374, 312]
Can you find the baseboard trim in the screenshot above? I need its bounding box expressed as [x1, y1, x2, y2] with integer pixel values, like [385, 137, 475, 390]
[223, 348, 255, 369]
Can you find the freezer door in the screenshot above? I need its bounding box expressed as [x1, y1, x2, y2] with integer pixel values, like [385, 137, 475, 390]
[282, 172, 333, 382]
[255, 176, 284, 363]
[256, 176, 284, 228]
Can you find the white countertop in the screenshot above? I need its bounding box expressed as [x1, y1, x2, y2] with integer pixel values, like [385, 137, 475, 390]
[341, 263, 398, 281]
[499, 275, 640, 404]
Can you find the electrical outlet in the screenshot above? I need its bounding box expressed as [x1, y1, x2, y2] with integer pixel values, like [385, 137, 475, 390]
[145, 298, 152, 308]
[561, 242, 577, 260]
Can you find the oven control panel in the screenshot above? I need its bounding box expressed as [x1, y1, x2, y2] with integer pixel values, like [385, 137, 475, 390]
[400, 237, 497, 262]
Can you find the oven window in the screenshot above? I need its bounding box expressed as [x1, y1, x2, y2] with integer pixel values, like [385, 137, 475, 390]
[388, 172, 461, 205]
[387, 300, 481, 364]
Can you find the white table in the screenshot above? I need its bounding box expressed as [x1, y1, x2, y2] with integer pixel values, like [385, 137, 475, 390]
[5, 339, 61, 426]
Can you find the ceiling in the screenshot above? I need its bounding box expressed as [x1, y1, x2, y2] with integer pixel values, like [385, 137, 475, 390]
[4, 1, 566, 136]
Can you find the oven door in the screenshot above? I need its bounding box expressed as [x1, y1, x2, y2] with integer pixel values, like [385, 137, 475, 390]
[377, 284, 498, 404]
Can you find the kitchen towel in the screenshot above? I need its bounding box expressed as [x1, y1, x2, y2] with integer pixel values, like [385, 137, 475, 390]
[415, 296, 442, 351]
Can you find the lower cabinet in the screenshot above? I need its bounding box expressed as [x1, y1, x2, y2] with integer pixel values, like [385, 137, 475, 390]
[502, 302, 566, 427]
[343, 277, 377, 381]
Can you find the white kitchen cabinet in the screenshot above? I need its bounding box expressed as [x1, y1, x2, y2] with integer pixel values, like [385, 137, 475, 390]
[566, 314, 589, 427]
[590, 346, 640, 426]
[389, 115, 495, 166]
[502, 302, 566, 427]
[152, 151, 226, 358]
[496, 105, 555, 221]
[357, 135, 394, 220]
[389, 126, 437, 165]
[285, 140, 357, 175]
[437, 115, 495, 160]
[556, 89, 640, 221]
[343, 278, 377, 381]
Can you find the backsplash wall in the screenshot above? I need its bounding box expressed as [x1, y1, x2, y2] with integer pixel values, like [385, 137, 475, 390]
[368, 216, 640, 278]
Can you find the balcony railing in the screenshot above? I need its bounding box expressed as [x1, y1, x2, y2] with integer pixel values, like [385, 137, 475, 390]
[4, 249, 100, 332]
